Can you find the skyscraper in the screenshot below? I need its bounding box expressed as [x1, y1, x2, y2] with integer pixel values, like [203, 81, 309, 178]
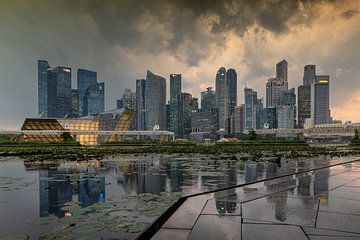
[311, 76, 330, 125]
[201, 87, 216, 111]
[276, 59, 288, 89]
[170, 74, 182, 137]
[226, 69, 237, 116]
[244, 87, 258, 130]
[77, 69, 97, 117]
[303, 65, 316, 85]
[298, 65, 316, 128]
[38, 60, 56, 117]
[117, 89, 136, 109]
[266, 78, 286, 108]
[215, 67, 227, 130]
[71, 89, 79, 118]
[259, 107, 277, 129]
[277, 106, 295, 129]
[233, 105, 245, 133]
[145, 70, 166, 130]
[83, 82, 105, 115]
[178, 93, 193, 138]
[136, 79, 146, 130]
[52, 66, 72, 118]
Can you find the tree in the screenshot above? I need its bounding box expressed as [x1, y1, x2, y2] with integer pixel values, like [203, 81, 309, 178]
[354, 129, 359, 141]
[248, 129, 257, 140]
[60, 132, 74, 142]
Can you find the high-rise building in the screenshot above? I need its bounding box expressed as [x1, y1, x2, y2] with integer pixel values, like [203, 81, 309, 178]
[52, 66, 72, 118]
[136, 79, 146, 130]
[117, 89, 136, 109]
[277, 106, 295, 129]
[259, 107, 277, 129]
[266, 78, 286, 108]
[71, 89, 79, 118]
[145, 70, 166, 130]
[170, 74, 182, 137]
[233, 105, 245, 133]
[298, 65, 316, 128]
[191, 108, 219, 133]
[281, 88, 296, 128]
[303, 65, 316, 86]
[38, 60, 56, 118]
[276, 59, 288, 89]
[83, 82, 105, 116]
[166, 103, 171, 131]
[77, 69, 97, 117]
[244, 87, 258, 130]
[178, 93, 193, 138]
[192, 97, 199, 111]
[226, 69, 237, 116]
[311, 76, 330, 125]
[201, 87, 216, 111]
[215, 67, 227, 130]
[298, 85, 311, 128]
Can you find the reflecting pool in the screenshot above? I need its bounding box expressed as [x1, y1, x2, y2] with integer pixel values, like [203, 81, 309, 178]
[0, 155, 357, 239]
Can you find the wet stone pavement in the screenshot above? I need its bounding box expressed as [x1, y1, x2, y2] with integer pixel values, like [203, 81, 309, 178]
[152, 158, 360, 240]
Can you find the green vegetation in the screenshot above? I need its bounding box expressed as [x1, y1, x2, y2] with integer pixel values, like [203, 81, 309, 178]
[248, 129, 258, 140]
[351, 129, 360, 145]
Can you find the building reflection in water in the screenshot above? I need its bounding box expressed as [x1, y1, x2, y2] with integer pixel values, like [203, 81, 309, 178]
[39, 162, 105, 217]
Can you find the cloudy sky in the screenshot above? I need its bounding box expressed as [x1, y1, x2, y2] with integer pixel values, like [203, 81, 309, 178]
[0, 0, 359, 129]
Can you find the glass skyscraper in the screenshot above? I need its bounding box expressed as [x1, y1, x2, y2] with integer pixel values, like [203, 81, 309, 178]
[298, 65, 316, 128]
[136, 79, 146, 130]
[38, 60, 57, 118]
[215, 67, 227, 130]
[276, 59, 288, 89]
[259, 107, 277, 129]
[77, 69, 97, 117]
[83, 82, 105, 116]
[52, 66, 72, 118]
[145, 70, 166, 130]
[201, 87, 216, 111]
[227, 69, 237, 116]
[170, 74, 182, 137]
[178, 93, 192, 139]
[311, 76, 330, 125]
[244, 87, 258, 130]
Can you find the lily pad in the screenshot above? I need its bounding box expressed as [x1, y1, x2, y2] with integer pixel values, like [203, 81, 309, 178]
[58, 215, 88, 224]
[97, 214, 119, 222]
[0, 234, 29, 240]
[71, 223, 103, 234]
[26, 215, 58, 225]
[72, 237, 102, 240]
[127, 222, 149, 233]
[106, 222, 129, 233]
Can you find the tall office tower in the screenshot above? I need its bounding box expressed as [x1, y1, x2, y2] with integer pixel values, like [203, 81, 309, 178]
[266, 78, 286, 108]
[303, 65, 316, 85]
[145, 70, 166, 130]
[38, 60, 56, 117]
[281, 88, 296, 128]
[192, 97, 199, 111]
[277, 106, 295, 129]
[215, 67, 227, 130]
[259, 107, 277, 129]
[256, 98, 263, 129]
[166, 103, 171, 131]
[311, 76, 330, 125]
[244, 87, 258, 130]
[170, 74, 182, 137]
[276, 59, 288, 89]
[119, 89, 136, 109]
[52, 66, 72, 118]
[83, 82, 105, 115]
[298, 65, 316, 128]
[136, 79, 146, 130]
[233, 105, 245, 133]
[226, 69, 237, 116]
[77, 69, 97, 117]
[178, 93, 193, 138]
[201, 87, 216, 110]
[297, 85, 311, 128]
[71, 89, 79, 118]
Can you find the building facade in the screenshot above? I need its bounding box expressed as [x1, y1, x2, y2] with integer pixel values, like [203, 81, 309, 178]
[52, 66, 72, 118]
[77, 69, 97, 117]
[298, 65, 316, 128]
[201, 87, 216, 111]
[226, 69, 237, 116]
[215, 67, 227, 130]
[83, 82, 105, 116]
[233, 105, 245, 133]
[136, 79, 146, 130]
[71, 89, 79, 118]
[38, 60, 54, 118]
[311, 76, 330, 125]
[259, 107, 277, 129]
[178, 93, 193, 139]
[191, 108, 219, 133]
[169, 74, 182, 137]
[145, 70, 166, 130]
[277, 106, 295, 129]
[244, 87, 258, 130]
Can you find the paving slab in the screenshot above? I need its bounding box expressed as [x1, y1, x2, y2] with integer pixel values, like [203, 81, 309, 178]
[151, 228, 191, 240]
[317, 211, 360, 233]
[242, 224, 308, 240]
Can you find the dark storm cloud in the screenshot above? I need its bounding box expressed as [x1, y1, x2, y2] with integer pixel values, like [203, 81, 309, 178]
[341, 9, 359, 19]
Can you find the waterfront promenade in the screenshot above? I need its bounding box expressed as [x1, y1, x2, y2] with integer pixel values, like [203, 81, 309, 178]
[148, 157, 360, 240]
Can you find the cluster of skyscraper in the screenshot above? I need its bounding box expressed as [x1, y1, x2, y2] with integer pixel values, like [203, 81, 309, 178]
[38, 58, 330, 140]
[38, 60, 104, 118]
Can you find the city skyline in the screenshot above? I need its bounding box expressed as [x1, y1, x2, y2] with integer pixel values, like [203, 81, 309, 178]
[1, 0, 360, 129]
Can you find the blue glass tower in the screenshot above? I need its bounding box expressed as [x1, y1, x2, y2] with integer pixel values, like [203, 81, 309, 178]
[52, 66, 72, 118]
[77, 69, 97, 117]
[38, 60, 57, 117]
[84, 82, 105, 115]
